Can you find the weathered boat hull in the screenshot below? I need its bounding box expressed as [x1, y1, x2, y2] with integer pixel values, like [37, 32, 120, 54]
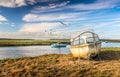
[70, 43, 101, 59]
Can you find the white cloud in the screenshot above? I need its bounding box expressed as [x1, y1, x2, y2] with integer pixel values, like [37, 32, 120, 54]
[0, 0, 26, 7]
[0, 32, 48, 39]
[67, 0, 120, 10]
[34, 1, 69, 11]
[22, 11, 90, 22]
[49, 1, 69, 8]
[0, 0, 39, 7]
[81, 21, 120, 29]
[0, 31, 70, 39]
[17, 22, 71, 39]
[0, 15, 7, 21]
[10, 24, 15, 27]
[0, 0, 65, 8]
[19, 23, 62, 32]
[31, 0, 120, 14]
[22, 13, 71, 22]
[26, 0, 36, 5]
[27, 0, 120, 23]
[0, 22, 69, 39]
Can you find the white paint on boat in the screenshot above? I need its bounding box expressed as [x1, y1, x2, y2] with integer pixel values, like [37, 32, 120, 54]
[70, 30, 101, 59]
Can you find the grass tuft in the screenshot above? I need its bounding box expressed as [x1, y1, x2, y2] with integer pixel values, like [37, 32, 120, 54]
[0, 48, 120, 77]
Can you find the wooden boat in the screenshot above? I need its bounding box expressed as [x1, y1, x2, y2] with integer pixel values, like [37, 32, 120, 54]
[70, 31, 101, 59]
[51, 43, 66, 48]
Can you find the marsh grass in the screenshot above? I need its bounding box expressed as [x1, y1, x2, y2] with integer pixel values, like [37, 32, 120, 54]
[0, 39, 70, 46]
[0, 48, 120, 77]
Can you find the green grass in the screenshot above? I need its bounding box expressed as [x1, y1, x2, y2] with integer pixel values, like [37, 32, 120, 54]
[100, 39, 120, 42]
[0, 39, 70, 46]
[0, 48, 120, 77]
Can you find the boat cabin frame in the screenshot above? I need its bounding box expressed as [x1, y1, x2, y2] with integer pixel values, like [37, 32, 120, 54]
[71, 31, 100, 46]
[70, 31, 101, 59]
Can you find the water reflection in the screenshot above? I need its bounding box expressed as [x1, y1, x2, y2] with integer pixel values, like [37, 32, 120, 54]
[102, 42, 120, 47]
[0, 46, 70, 59]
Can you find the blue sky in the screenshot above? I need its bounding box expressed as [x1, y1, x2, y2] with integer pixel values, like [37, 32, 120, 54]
[0, 0, 120, 39]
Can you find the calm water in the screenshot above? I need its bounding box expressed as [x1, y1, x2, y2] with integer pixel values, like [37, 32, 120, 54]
[0, 43, 119, 59]
[0, 46, 70, 59]
[102, 42, 120, 47]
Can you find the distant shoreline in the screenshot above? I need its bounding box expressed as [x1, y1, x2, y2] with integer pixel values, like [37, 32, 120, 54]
[0, 39, 70, 46]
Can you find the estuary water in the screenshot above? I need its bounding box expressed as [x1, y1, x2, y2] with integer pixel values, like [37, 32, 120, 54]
[0, 42, 119, 59]
[102, 42, 120, 47]
[0, 46, 70, 59]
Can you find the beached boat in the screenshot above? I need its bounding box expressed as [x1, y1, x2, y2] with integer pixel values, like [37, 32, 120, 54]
[51, 43, 67, 48]
[70, 30, 101, 59]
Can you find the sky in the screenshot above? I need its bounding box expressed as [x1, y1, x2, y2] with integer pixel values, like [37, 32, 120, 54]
[0, 0, 120, 39]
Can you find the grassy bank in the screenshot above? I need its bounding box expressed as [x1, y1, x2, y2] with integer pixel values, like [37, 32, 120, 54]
[0, 39, 70, 46]
[0, 48, 120, 77]
[100, 39, 120, 42]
